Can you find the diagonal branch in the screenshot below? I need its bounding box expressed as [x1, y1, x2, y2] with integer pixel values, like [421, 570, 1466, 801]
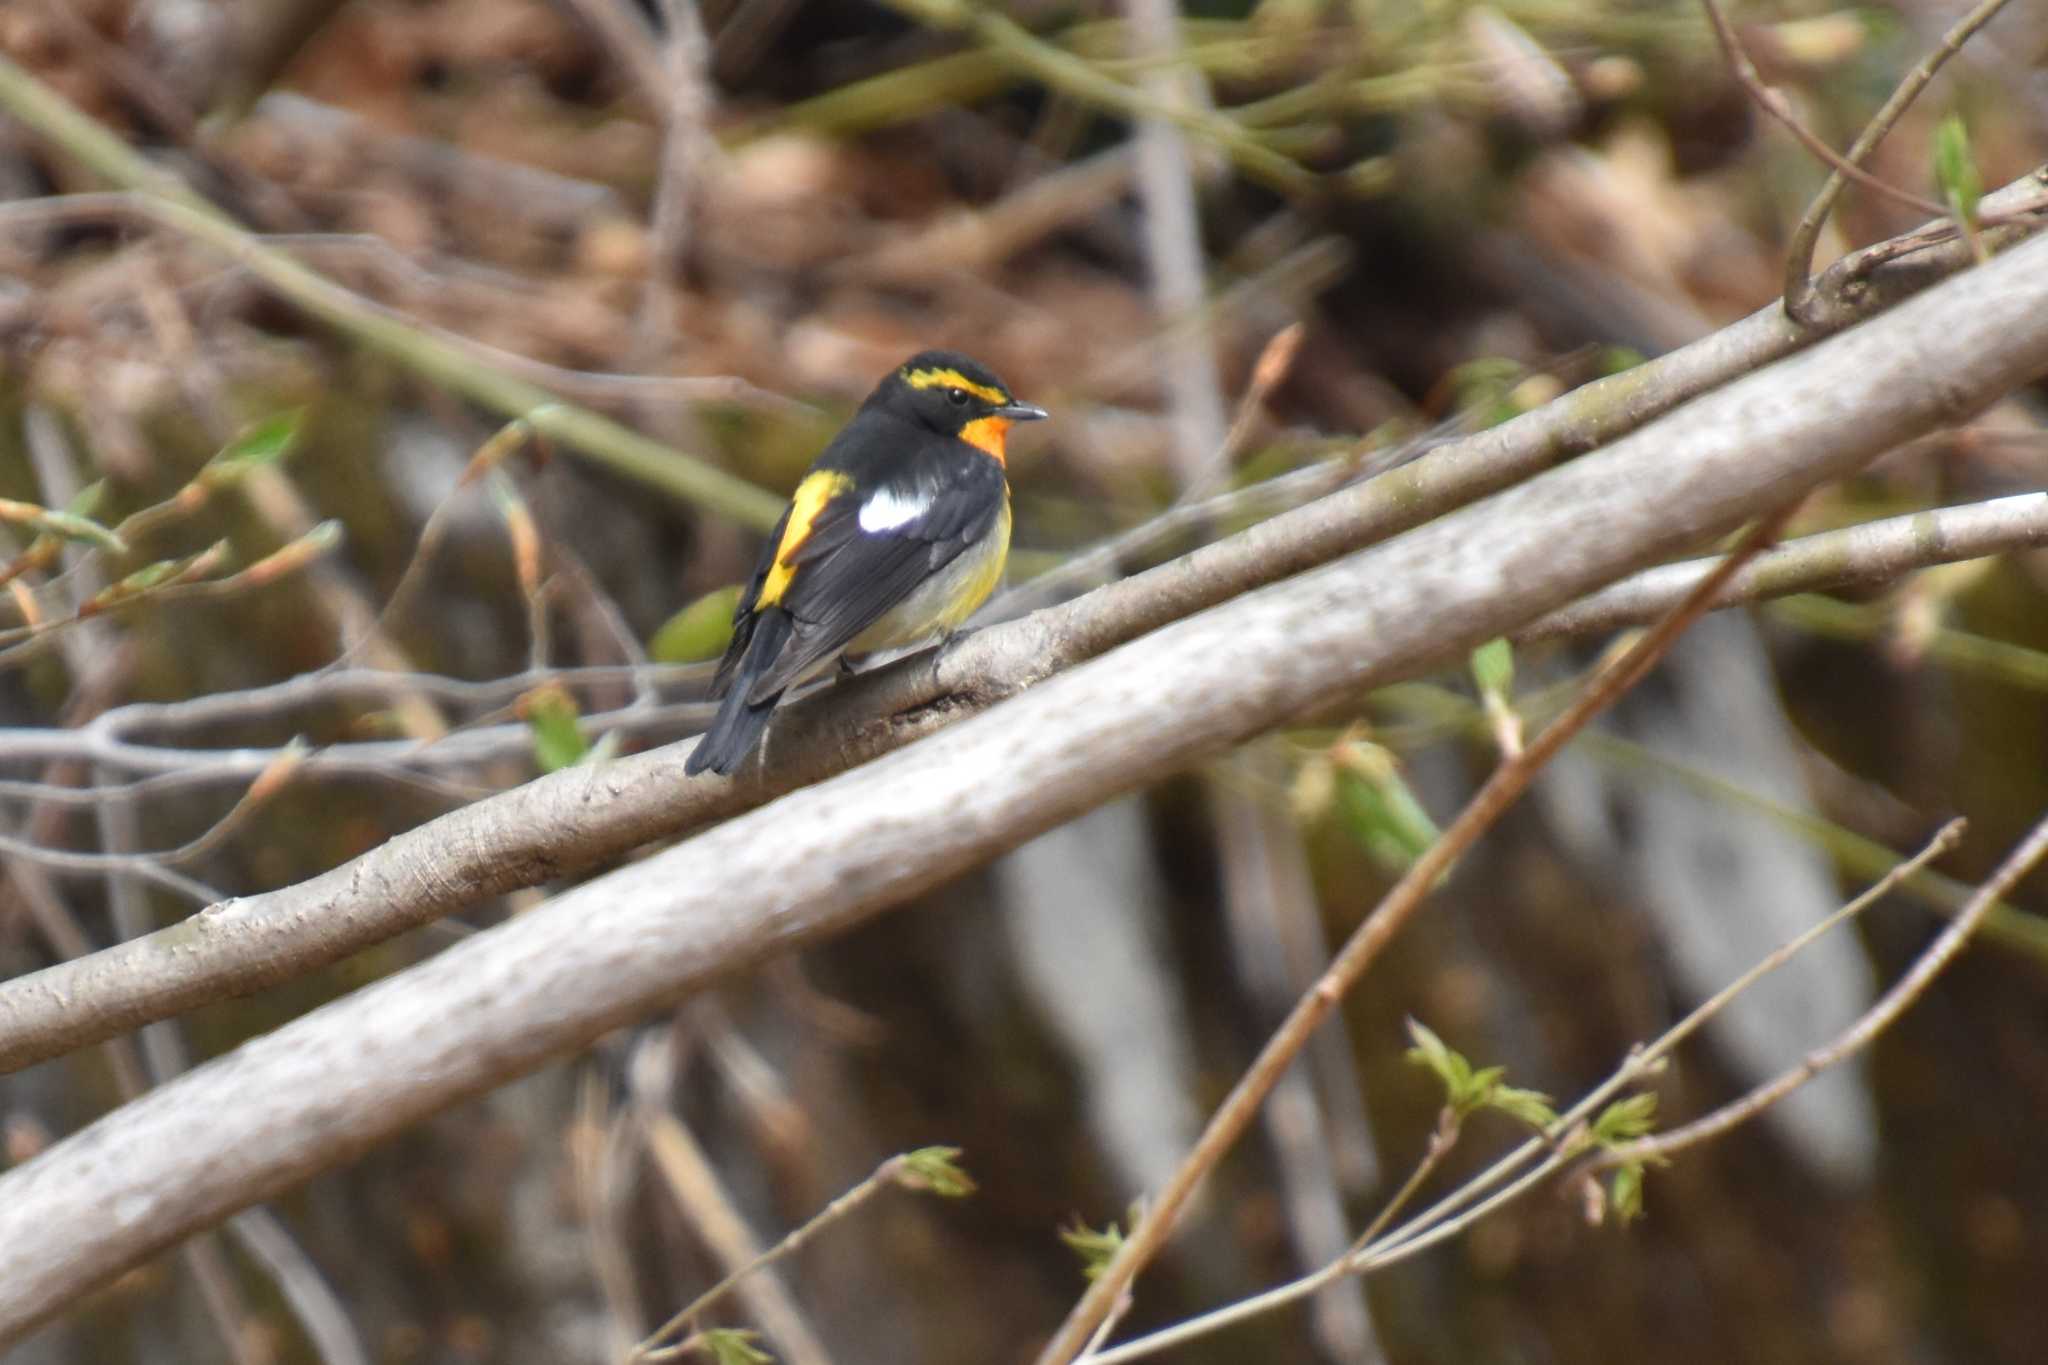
[1600, 809, 2048, 1168]
[1517, 492, 2048, 641]
[0, 180, 2044, 1078]
[1046, 502, 1797, 1363]
[1774, 0, 2021, 321]
[2, 223, 2047, 1348]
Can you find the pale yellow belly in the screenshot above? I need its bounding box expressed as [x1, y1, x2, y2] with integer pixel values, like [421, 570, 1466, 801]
[850, 497, 1011, 653]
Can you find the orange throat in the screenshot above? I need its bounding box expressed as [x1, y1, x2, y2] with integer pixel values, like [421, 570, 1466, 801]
[958, 416, 1012, 466]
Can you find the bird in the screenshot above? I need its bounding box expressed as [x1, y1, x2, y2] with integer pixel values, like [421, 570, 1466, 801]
[685, 350, 1048, 777]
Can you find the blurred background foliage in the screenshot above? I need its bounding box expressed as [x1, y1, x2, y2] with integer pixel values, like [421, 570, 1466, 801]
[1, 0, 2046, 1362]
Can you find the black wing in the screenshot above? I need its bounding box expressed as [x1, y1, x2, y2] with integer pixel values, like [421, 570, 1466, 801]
[709, 498, 793, 698]
[744, 453, 1005, 702]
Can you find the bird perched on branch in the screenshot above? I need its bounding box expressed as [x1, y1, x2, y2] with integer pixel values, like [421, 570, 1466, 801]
[686, 350, 1048, 776]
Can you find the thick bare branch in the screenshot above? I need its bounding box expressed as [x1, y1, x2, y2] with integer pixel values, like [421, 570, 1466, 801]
[2, 225, 2047, 1346]
[0, 185, 2044, 1078]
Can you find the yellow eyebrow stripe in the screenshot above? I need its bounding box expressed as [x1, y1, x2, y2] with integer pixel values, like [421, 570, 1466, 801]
[756, 470, 853, 607]
[903, 367, 1007, 405]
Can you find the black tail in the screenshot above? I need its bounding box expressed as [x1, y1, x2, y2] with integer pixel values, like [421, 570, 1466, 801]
[685, 610, 794, 776]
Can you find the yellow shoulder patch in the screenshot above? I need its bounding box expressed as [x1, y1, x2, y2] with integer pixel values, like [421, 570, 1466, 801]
[903, 366, 1008, 406]
[757, 470, 853, 607]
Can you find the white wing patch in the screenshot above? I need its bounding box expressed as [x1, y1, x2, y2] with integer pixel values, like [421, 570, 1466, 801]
[858, 484, 932, 533]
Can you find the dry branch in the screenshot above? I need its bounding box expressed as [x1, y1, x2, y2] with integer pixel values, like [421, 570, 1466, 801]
[1774, 0, 2023, 320]
[2, 224, 2047, 1346]
[0, 180, 2046, 1077]
[1603, 810, 2048, 1167]
[1519, 492, 2048, 641]
[1044, 495, 1799, 1362]
[1087, 820, 1974, 1362]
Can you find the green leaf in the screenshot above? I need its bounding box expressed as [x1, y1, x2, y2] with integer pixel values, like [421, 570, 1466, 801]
[1445, 357, 1526, 429]
[898, 1147, 976, 1198]
[33, 509, 127, 554]
[1608, 1161, 1646, 1225]
[0, 497, 127, 555]
[1407, 1020, 1556, 1123]
[1334, 745, 1440, 875]
[1404, 1019, 1463, 1087]
[1591, 1093, 1658, 1146]
[233, 520, 344, 586]
[522, 685, 589, 773]
[1487, 1083, 1559, 1131]
[110, 560, 181, 594]
[1406, 1019, 1485, 1114]
[1059, 1215, 1127, 1282]
[1932, 113, 1982, 231]
[652, 585, 742, 664]
[200, 410, 305, 487]
[81, 541, 231, 613]
[698, 1328, 774, 1365]
[1470, 637, 1514, 699]
[1599, 346, 1647, 376]
[65, 481, 109, 518]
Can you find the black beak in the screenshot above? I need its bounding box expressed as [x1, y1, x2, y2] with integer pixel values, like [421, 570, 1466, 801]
[995, 401, 1050, 422]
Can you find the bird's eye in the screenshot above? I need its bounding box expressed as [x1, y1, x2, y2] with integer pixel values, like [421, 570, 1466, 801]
[945, 387, 970, 407]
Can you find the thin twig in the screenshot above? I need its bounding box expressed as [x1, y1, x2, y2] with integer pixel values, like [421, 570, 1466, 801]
[1607, 810, 2048, 1166]
[1039, 506, 1801, 1362]
[631, 1033, 842, 1364]
[0, 835, 215, 905]
[1773, 0, 2020, 322]
[90, 662, 704, 735]
[0, 54, 785, 530]
[1838, 186, 2048, 278]
[0, 536, 346, 670]
[2, 216, 2045, 1107]
[1351, 1108, 1460, 1253]
[1213, 323, 1305, 477]
[1080, 1285, 1136, 1359]
[984, 424, 1448, 621]
[1375, 675, 2048, 960]
[0, 689, 715, 786]
[1701, 0, 1949, 221]
[0, 741, 298, 876]
[1351, 819, 1965, 1264]
[7, 224, 2048, 1336]
[27, 413, 268, 1365]
[1518, 492, 2048, 641]
[2, 491, 2036, 799]
[1086, 819, 1966, 1363]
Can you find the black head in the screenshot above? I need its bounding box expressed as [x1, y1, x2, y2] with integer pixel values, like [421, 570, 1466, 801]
[868, 349, 1049, 439]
